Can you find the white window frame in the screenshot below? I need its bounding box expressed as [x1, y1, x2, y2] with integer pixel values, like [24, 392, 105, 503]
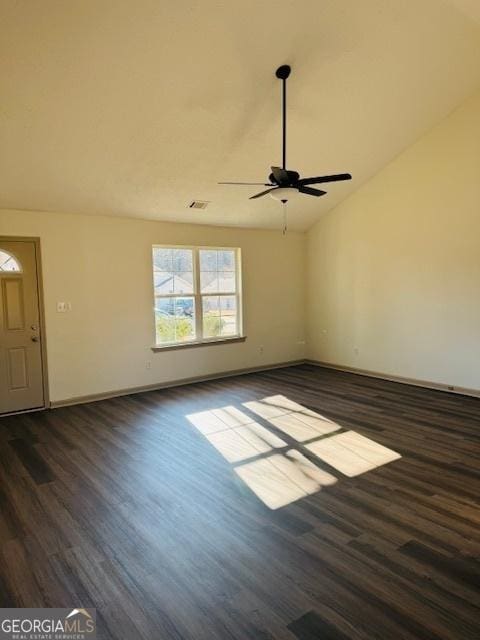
[152, 245, 244, 350]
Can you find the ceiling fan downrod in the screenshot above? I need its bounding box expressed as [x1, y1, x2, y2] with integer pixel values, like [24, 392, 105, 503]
[275, 64, 291, 171]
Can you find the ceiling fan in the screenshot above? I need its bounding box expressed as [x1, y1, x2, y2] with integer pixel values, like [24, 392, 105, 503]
[219, 65, 352, 202]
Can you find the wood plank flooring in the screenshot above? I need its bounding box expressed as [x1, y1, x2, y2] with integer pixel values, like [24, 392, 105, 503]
[0, 364, 479, 639]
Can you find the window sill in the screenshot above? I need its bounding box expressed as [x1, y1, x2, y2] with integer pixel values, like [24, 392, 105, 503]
[151, 335, 247, 352]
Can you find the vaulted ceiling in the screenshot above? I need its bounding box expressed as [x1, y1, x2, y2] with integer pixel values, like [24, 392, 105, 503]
[1, 0, 480, 230]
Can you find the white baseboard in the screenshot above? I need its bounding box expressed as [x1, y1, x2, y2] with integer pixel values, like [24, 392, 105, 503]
[50, 359, 305, 408]
[305, 359, 480, 399]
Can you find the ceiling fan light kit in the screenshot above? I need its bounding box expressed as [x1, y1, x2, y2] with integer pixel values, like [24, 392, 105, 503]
[269, 187, 300, 201]
[219, 64, 352, 228]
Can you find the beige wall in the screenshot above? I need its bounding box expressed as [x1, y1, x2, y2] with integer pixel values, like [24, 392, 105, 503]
[0, 210, 306, 403]
[2, 89, 479, 404]
[306, 89, 480, 391]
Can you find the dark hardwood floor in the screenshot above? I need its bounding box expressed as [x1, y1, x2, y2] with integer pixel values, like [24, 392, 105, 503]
[0, 364, 479, 639]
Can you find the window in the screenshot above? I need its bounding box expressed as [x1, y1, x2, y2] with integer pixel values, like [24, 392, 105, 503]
[152, 246, 242, 346]
[0, 250, 22, 272]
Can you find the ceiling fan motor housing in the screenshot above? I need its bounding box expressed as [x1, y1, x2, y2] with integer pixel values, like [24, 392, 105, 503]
[269, 170, 299, 185]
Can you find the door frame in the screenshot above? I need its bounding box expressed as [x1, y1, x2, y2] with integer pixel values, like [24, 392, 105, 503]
[0, 236, 50, 412]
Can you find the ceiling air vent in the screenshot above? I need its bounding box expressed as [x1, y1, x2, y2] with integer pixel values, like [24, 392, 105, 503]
[188, 200, 209, 210]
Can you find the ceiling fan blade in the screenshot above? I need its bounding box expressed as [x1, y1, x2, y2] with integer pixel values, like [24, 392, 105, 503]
[299, 186, 327, 197]
[271, 166, 290, 185]
[249, 187, 278, 200]
[298, 173, 352, 186]
[218, 182, 273, 185]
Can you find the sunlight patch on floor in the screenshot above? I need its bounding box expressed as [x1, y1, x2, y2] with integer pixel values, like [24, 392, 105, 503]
[186, 395, 401, 510]
[244, 395, 340, 441]
[306, 430, 401, 477]
[187, 406, 286, 463]
[235, 450, 337, 510]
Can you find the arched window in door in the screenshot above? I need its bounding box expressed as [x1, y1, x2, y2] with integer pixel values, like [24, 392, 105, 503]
[0, 250, 22, 272]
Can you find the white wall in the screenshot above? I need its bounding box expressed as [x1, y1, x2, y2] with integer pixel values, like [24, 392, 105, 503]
[0, 210, 306, 403]
[306, 89, 480, 391]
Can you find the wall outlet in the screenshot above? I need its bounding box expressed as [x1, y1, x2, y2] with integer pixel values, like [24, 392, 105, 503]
[146, 361, 152, 370]
[57, 302, 67, 312]
[259, 345, 264, 354]
[354, 347, 359, 356]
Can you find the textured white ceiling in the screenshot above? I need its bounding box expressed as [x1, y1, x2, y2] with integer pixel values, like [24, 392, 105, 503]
[448, 0, 480, 23]
[1, 0, 480, 230]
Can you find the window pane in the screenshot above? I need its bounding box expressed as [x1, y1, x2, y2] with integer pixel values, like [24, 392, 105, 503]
[202, 296, 221, 337]
[154, 272, 174, 294]
[200, 249, 236, 293]
[218, 271, 236, 293]
[153, 248, 173, 272]
[173, 249, 193, 272]
[155, 248, 193, 295]
[220, 296, 237, 335]
[200, 250, 218, 271]
[155, 296, 195, 343]
[173, 272, 193, 294]
[200, 271, 218, 293]
[174, 296, 195, 319]
[174, 297, 195, 342]
[155, 297, 175, 343]
[0, 250, 22, 272]
[202, 295, 237, 337]
[155, 297, 174, 315]
[218, 250, 235, 271]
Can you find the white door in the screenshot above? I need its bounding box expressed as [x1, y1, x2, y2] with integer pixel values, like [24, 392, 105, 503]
[0, 240, 45, 413]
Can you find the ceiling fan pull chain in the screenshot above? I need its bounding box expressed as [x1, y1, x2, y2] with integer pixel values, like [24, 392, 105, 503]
[282, 199, 288, 235]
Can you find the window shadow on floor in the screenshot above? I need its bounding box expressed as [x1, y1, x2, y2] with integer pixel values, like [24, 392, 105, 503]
[186, 395, 401, 509]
